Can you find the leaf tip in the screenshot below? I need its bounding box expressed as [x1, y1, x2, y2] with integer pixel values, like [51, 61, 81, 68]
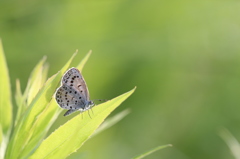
[74, 49, 78, 55]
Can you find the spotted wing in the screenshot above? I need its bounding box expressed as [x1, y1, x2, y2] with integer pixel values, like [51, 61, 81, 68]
[55, 84, 85, 110]
[61, 67, 90, 101]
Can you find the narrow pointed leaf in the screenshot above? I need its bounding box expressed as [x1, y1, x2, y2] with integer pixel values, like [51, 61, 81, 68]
[27, 57, 46, 105]
[6, 52, 77, 159]
[0, 40, 12, 159]
[0, 39, 12, 135]
[220, 128, 240, 159]
[93, 109, 130, 137]
[76, 50, 92, 72]
[14, 79, 24, 126]
[15, 79, 23, 108]
[29, 87, 136, 159]
[41, 63, 49, 86]
[133, 144, 172, 159]
[23, 56, 47, 104]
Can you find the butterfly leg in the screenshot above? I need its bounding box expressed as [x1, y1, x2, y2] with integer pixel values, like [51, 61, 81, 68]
[87, 110, 92, 119]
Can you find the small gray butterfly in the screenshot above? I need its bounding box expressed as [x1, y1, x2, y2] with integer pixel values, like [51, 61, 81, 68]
[55, 67, 94, 116]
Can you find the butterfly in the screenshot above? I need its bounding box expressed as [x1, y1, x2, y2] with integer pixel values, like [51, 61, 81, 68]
[55, 67, 94, 116]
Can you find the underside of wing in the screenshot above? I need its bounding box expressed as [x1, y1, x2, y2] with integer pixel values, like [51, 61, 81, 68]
[55, 84, 85, 110]
[64, 109, 78, 116]
[62, 68, 90, 100]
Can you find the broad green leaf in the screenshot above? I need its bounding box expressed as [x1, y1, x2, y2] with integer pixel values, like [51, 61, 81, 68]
[220, 128, 240, 159]
[29, 87, 136, 159]
[133, 144, 172, 159]
[0, 40, 12, 159]
[5, 52, 77, 159]
[76, 50, 92, 72]
[93, 109, 130, 136]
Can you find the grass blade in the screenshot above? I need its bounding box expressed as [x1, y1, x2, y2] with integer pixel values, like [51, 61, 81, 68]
[27, 56, 47, 105]
[29, 87, 136, 159]
[93, 109, 130, 137]
[220, 128, 240, 159]
[76, 50, 92, 72]
[133, 144, 172, 159]
[0, 39, 12, 159]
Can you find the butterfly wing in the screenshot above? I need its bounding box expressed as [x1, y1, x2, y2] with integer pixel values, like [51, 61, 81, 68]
[63, 109, 77, 116]
[61, 68, 90, 101]
[55, 84, 86, 111]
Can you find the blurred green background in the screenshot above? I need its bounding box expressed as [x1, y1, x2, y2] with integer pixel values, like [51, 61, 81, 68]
[1, 0, 240, 158]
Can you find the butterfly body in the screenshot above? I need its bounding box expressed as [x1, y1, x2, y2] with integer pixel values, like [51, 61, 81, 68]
[55, 68, 94, 116]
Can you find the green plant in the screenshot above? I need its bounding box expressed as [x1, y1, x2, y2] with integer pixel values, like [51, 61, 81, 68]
[0, 40, 170, 159]
[220, 128, 240, 159]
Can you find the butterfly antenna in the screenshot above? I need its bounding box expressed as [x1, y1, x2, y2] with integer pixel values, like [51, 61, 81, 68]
[93, 99, 108, 102]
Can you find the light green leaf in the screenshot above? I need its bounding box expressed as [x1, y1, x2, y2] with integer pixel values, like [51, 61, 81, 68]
[15, 79, 22, 108]
[0, 39, 12, 159]
[0, 39, 12, 135]
[93, 109, 130, 137]
[14, 79, 24, 126]
[133, 144, 172, 159]
[41, 63, 49, 86]
[220, 128, 240, 159]
[27, 56, 47, 105]
[5, 52, 77, 159]
[20, 50, 95, 158]
[14, 57, 47, 126]
[76, 50, 92, 72]
[29, 87, 136, 159]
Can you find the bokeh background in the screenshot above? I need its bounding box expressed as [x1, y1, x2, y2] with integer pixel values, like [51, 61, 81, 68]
[1, 0, 240, 158]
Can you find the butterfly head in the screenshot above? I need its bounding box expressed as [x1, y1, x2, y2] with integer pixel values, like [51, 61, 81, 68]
[84, 100, 94, 110]
[89, 100, 95, 107]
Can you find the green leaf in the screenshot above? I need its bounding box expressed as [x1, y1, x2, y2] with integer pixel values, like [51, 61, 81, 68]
[29, 87, 136, 159]
[133, 144, 172, 159]
[14, 57, 48, 126]
[76, 50, 92, 72]
[220, 128, 240, 159]
[20, 50, 94, 158]
[93, 109, 130, 137]
[14, 79, 23, 126]
[27, 56, 47, 105]
[0, 39, 12, 135]
[5, 52, 77, 159]
[0, 39, 12, 159]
